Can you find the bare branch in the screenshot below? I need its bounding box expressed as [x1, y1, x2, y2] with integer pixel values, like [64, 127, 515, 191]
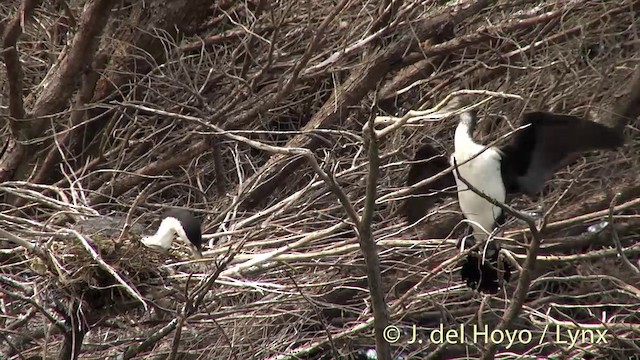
[358, 112, 390, 360]
[32, 0, 116, 121]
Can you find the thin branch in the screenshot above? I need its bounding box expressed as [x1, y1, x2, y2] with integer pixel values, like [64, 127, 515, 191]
[31, 0, 116, 120]
[120, 319, 179, 360]
[115, 102, 362, 228]
[506, 196, 640, 238]
[0, 0, 41, 182]
[0, 287, 67, 332]
[366, 89, 523, 138]
[64, 229, 147, 310]
[2, 0, 40, 132]
[222, 0, 352, 130]
[0, 228, 38, 251]
[608, 193, 640, 275]
[88, 139, 210, 205]
[358, 112, 390, 360]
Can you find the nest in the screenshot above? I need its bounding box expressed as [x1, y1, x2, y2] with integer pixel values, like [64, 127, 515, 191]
[27, 216, 201, 314]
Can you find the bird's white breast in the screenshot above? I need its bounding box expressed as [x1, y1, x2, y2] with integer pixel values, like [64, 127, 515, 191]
[451, 143, 506, 242]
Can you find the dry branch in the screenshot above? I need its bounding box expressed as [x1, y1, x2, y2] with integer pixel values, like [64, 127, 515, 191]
[220, 0, 353, 131]
[64, 229, 147, 309]
[88, 138, 210, 205]
[31, 0, 115, 121]
[0, 0, 40, 182]
[238, 0, 491, 207]
[359, 114, 390, 359]
[32, 54, 109, 186]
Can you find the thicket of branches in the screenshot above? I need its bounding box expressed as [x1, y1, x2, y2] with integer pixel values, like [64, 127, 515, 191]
[1, 0, 639, 359]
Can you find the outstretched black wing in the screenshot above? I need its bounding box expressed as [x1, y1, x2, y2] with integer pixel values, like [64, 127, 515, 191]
[500, 111, 623, 196]
[405, 143, 457, 224]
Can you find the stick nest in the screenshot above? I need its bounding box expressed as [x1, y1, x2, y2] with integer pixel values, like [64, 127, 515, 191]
[28, 216, 199, 313]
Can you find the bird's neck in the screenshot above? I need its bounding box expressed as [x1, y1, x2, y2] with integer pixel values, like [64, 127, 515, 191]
[455, 112, 479, 153]
[142, 217, 181, 249]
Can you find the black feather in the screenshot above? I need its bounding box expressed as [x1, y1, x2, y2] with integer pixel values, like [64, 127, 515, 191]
[500, 111, 623, 196]
[164, 209, 203, 251]
[405, 144, 456, 223]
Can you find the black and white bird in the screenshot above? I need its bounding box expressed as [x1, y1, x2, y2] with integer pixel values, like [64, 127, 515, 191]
[141, 209, 203, 259]
[408, 106, 624, 293]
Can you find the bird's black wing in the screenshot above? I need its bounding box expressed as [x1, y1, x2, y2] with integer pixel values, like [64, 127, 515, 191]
[405, 143, 457, 224]
[500, 111, 623, 196]
[164, 209, 203, 250]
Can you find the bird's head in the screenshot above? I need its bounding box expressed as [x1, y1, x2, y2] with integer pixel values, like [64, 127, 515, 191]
[141, 209, 203, 258]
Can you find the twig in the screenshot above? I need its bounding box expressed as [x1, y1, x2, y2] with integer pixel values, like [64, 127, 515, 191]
[515, 243, 640, 263]
[116, 102, 362, 228]
[119, 319, 179, 360]
[358, 112, 390, 359]
[222, 0, 352, 130]
[268, 318, 375, 360]
[0, 228, 38, 251]
[31, 0, 116, 120]
[608, 193, 640, 275]
[505, 196, 640, 238]
[170, 243, 239, 359]
[265, 245, 479, 360]
[64, 229, 147, 310]
[420, 6, 566, 58]
[0, 287, 67, 332]
[3, 0, 39, 131]
[88, 139, 210, 205]
[221, 223, 343, 277]
[538, 180, 574, 231]
[365, 89, 522, 138]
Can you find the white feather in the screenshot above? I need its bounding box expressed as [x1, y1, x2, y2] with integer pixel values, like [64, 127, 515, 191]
[141, 217, 184, 251]
[452, 120, 505, 242]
